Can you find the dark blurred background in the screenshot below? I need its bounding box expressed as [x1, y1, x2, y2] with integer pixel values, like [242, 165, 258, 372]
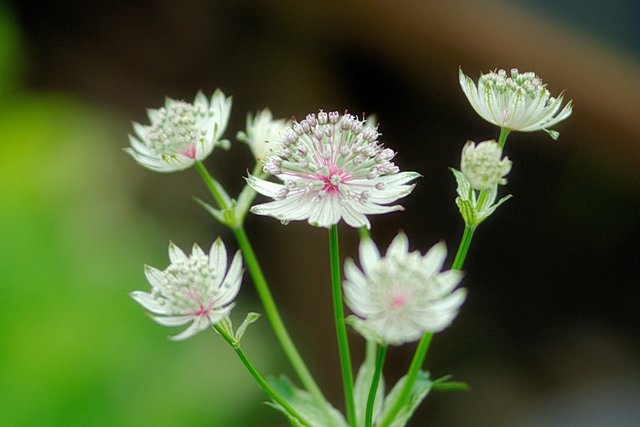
[1, 1, 639, 426]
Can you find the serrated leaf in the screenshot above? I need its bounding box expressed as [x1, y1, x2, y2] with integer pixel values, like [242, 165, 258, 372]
[235, 312, 260, 342]
[268, 376, 348, 427]
[380, 371, 432, 427]
[450, 168, 470, 200]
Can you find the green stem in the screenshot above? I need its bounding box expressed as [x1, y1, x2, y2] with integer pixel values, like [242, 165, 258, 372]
[379, 223, 476, 427]
[194, 161, 229, 209]
[329, 225, 356, 427]
[498, 127, 511, 150]
[233, 226, 328, 409]
[195, 161, 330, 414]
[379, 334, 433, 427]
[452, 225, 476, 270]
[213, 325, 312, 427]
[365, 345, 387, 427]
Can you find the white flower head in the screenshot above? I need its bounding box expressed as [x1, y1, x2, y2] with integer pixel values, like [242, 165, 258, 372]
[236, 108, 289, 160]
[131, 238, 243, 341]
[247, 110, 420, 229]
[461, 140, 512, 191]
[126, 90, 232, 172]
[459, 68, 572, 139]
[344, 234, 466, 345]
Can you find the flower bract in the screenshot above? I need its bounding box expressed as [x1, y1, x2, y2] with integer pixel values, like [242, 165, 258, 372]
[344, 233, 466, 345]
[236, 108, 289, 161]
[459, 68, 572, 139]
[126, 90, 232, 172]
[131, 238, 243, 341]
[461, 140, 512, 191]
[247, 110, 419, 229]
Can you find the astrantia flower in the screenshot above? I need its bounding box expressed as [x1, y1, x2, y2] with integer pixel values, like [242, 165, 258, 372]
[461, 140, 512, 191]
[236, 108, 289, 160]
[126, 90, 232, 172]
[131, 238, 243, 341]
[459, 68, 572, 139]
[247, 111, 420, 229]
[344, 233, 466, 345]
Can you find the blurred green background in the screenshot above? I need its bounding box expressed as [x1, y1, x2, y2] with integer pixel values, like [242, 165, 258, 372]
[0, 1, 639, 426]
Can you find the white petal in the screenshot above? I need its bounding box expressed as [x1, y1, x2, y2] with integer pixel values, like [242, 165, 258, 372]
[168, 242, 188, 264]
[131, 291, 170, 314]
[217, 250, 243, 306]
[152, 315, 194, 326]
[340, 201, 370, 228]
[422, 241, 447, 277]
[168, 317, 210, 341]
[359, 237, 380, 276]
[144, 265, 166, 290]
[208, 238, 228, 286]
[246, 174, 285, 198]
[387, 232, 409, 258]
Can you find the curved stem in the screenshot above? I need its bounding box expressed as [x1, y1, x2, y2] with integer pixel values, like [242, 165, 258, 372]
[498, 127, 511, 150]
[213, 324, 312, 427]
[195, 161, 330, 413]
[365, 345, 387, 427]
[379, 222, 476, 427]
[233, 226, 329, 409]
[329, 225, 356, 427]
[378, 334, 432, 427]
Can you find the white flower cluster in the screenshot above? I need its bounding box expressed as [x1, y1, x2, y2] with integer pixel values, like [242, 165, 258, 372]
[126, 90, 232, 172]
[131, 239, 243, 340]
[247, 110, 419, 228]
[461, 140, 512, 191]
[344, 234, 466, 345]
[459, 68, 572, 139]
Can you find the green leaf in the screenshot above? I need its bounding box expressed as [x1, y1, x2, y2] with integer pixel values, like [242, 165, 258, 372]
[455, 197, 477, 226]
[380, 371, 432, 427]
[450, 168, 470, 200]
[194, 197, 230, 225]
[268, 376, 348, 427]
[432, 374, 470, 392]
[235, 184, 258, 224]
[353, 342, 385, 426]
[477, 194, 512, 224]
[235, 312, 260, 343]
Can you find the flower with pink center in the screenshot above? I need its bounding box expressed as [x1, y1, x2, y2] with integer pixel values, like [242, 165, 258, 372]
[344, 233, 466, 345]
[246, 110, 420, 228]
[125, 90, 232, 172]
[131, 238, 243, 341]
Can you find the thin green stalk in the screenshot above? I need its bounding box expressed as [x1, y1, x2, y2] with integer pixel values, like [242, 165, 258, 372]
[329, 225, 356, 427]
[365, 345, 387, 427]
[498, 127, 511, 150]
[378, 334, 432, 427]
[213, 325, 312, 427]
[195, 161, 330, 413]
[452, 225, 476, 270]
[233, 226, 328, 409]
[379, 222, 476, 427]
[195, 161, 229, 209]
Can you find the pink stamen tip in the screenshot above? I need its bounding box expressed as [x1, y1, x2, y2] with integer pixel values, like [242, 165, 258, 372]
[391, 294, 408, 308]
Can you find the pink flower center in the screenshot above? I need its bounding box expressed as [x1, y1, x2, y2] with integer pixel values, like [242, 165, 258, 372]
[390, 293, 409, 308]
[178, 143, 197, 159]
[320, 167, 349, 193]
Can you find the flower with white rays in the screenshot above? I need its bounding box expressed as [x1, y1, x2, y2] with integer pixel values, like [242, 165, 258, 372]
[236, 108, 289, 160]
[461, 140, 512, 191]
[131, 239, 243, 341]
[247, 110, 420, 229]
[344, 233, 466, 345]
[125, 90, 232, 172]
[459, 68, 572, 140]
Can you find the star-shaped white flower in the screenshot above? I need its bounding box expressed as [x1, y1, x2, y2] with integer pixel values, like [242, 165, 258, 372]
[344, 233, 466, 346]
[247, 110, 420, 229]
[459, 68, 572, 139]
[236, 108, 289, 161]
[126, 90, 232, 172]
[131, 239, 243, 341]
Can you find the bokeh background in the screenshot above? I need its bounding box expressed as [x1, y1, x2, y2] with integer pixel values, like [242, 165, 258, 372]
[1, 1, 639, 426]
